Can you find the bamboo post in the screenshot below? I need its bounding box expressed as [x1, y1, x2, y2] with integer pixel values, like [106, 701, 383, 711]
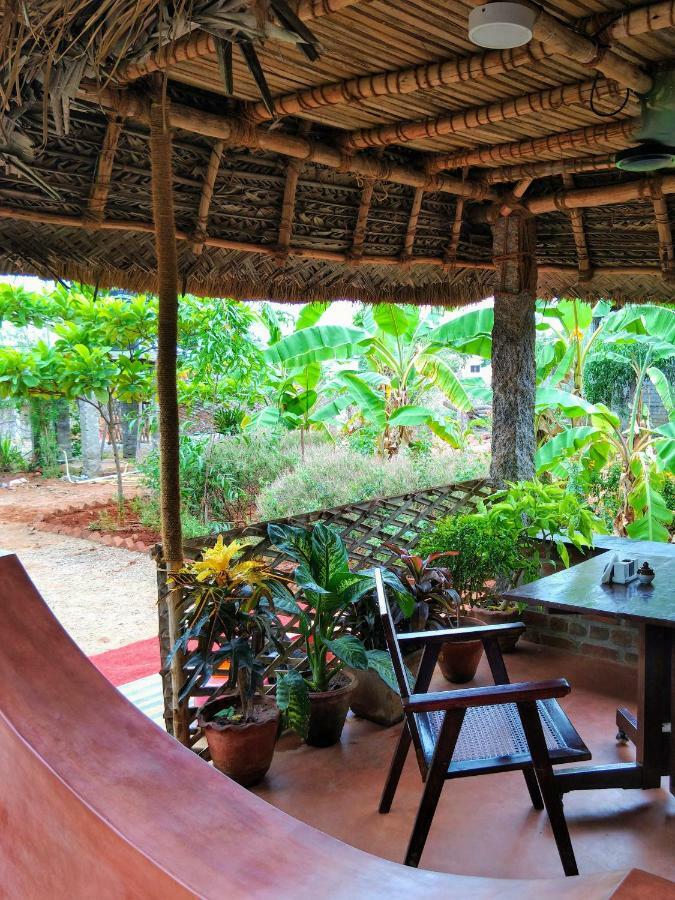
[490, 215, 537, 485]
[350, 177, 375, 260]
[192, 139, 225, 255]
[401, 187, 424, 261]
[498, 178, 533, 218]
[562, 173, 592, 281]
[149, 95, 189, 746]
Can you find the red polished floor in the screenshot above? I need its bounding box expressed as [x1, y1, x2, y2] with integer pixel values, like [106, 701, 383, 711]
[253, 641, 675, 883]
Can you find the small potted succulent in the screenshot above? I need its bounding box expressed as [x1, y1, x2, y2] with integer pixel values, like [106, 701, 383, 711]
[268, 522, 406, 746]
[169, 535, 292, 786]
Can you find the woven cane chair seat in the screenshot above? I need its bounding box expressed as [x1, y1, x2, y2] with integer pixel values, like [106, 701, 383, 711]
[416, 699, 585, 771]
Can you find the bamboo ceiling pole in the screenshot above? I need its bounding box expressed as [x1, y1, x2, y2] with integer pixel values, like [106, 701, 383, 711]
[80, 85, 493, 201]
[603, 0, 675, 39]
[247, 43, 553, 123]
[278, 158, 303, 252]
[481, 154, 617, 184]
[149, 96, 189, 746]
[86, 115, 124, 224]
[350, 177, 375, 260]
[562, 173, 592, 281]
[498, 178, 533, 218]
[531, 6, 652, 95]
[115, 0, 360, 84]
[430, 119, 639, 172]
[192, 139, 224, 254]
[401, 188, 424, 260]
[649, 180, 675, 280]
[343, 78, 625, 150]
[525, 172, 675, 215]
[444, 167, 469, 265]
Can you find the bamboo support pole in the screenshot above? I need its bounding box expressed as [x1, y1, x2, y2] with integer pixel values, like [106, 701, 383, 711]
[79, 85, 493, 201]
[278, 158, 303, 252]
[430, 119, 639, 172]
[525, 172, 675, 215]
[649, 180, 675, 280]
[343, 78, 626, 150]
[350, 177, 375, 260]
[562, 173, 592, 281]
[86, 115, 124, 224]
[115, 0, 360, 83]
[247, 43, 553, 123]
[531, 6, 652, 95]
[1, 201, 670, 280]
[149, 97, 189, 746]
[401, 187, 424, 261]
[498, 178, 533, 218]
[192, 139, 224, 255]
[481, 154, 617, 184]
[601, 0, 675, 40]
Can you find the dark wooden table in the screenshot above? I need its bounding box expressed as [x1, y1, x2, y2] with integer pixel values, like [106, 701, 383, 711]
[503, 550, 674, 797]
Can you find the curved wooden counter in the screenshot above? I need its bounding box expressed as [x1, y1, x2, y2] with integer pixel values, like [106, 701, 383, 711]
[0, 554, 671, 898]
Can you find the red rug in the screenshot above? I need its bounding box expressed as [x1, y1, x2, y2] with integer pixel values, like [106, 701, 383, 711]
[89, 636, 160, 687]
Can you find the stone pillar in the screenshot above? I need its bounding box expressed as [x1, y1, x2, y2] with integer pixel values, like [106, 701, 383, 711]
[78, 397, 103, 478]
[490, 214, 537, 485]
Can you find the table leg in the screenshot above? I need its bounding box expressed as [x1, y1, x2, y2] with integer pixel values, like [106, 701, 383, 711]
[671, 636, 675, 798]
[635, 624, 671, 786]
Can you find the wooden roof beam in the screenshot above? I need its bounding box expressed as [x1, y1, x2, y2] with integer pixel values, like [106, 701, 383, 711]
[79, 85, 494, 202]
[192, 139, 225, 255]
[278, 122, 312, 255]
[444, 168, 469, 266]
[401, 188, 424, 262]
[342, 78, 628, 150]
[480, 154, 617, 184]
[429, 119, 639, 172]
[526, 172, 675, 215]
[562, 173, 592, 281]
[2, 201, 674, 282]
[114, 0, 361, 84]
[85, 115, 124, 224]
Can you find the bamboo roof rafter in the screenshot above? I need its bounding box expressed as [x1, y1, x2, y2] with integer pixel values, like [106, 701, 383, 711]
[192, 139, 225, 255]
[85, 115, 124, 225]
[562, 173, 592, 282]
[350, 177, 375, 261]
[401, 187, 424, 262]
[649, 180, 675, 281]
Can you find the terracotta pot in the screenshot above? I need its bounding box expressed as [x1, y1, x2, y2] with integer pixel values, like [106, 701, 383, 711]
[199, 694, 279, 787]
[348, 648, 423, 727]
[307, 671, 358, 747]
[477, 606, 523, 653]
[437, 615, 486, 684]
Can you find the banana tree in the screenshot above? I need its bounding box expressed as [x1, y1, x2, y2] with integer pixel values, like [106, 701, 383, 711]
[264, 304, 487, 455]
[536, 307, 675, 541]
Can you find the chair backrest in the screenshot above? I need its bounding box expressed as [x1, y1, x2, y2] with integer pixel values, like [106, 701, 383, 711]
[374, 568, 412, 701]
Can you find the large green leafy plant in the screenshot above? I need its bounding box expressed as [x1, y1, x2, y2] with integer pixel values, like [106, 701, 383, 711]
[268, 522, 409, 737]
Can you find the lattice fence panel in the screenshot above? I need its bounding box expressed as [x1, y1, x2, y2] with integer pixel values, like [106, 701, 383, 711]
[156, 479, 492, 743]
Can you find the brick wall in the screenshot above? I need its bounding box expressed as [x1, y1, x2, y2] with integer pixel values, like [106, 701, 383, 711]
[522, 608, 639, 666]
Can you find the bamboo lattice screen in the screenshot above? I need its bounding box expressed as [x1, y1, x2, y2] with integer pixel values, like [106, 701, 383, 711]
[155, 478, 492, 744]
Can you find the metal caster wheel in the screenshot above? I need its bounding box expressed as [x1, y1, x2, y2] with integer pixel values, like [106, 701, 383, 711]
[616, 729, 628, 744]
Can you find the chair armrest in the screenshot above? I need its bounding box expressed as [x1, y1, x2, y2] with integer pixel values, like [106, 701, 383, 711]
[403, 678, 570, 713]
[398, 622, 525, 646]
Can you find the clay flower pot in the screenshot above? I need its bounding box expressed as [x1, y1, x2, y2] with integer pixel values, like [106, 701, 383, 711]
[349, 648, 423, 727]
[477, 606, 523, 652]
[307, 671, 358, 747]
[438, 615, 486, 684]
[199, 694, 280, 787]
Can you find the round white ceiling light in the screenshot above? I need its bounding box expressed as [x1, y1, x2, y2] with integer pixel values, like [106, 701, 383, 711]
[468, 3, 537, 49]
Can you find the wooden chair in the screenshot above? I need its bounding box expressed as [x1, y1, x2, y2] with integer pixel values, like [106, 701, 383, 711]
[374, 569, 591, 877]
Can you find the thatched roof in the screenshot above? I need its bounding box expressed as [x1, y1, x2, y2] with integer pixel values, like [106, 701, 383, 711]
[2, 0, 675, 304]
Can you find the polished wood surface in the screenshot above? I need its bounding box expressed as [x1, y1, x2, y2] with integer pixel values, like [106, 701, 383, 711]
[3, 553, 667, 897]
[505, 551, 675, 629]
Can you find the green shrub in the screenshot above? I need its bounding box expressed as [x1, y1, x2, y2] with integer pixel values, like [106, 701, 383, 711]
[255, 445, 489, 520]
[0, 436, 27, 472]
[417, 513, 524, 602]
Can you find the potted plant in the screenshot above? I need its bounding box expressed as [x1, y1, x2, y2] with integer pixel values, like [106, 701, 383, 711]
[169, 535, 293, 786]
[268, 522, 407, 746]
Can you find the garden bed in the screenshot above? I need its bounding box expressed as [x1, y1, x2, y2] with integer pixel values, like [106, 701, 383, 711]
[36, 500, 159, 553]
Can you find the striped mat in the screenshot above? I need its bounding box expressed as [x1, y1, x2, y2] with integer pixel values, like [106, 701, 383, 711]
[118, 673, 166, 730]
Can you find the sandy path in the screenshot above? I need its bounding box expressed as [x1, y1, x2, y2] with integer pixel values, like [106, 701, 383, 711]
[0, 477, 157, 655]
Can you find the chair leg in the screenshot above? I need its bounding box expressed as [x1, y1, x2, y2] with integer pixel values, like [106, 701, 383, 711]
[518, 701, 579, 877]
[379, 722, 412, 814]
[522, 765, 544, 810]
[404, 709, 465, 868]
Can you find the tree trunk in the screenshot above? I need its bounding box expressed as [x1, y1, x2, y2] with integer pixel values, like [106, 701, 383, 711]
[150, 94, 189, 745]
[78, 397, 103, 478]
[55, 400, 72, 456]
[119, 400, 139, 459]
[489, 215, 537, 485]
[107, 397, 125, 513]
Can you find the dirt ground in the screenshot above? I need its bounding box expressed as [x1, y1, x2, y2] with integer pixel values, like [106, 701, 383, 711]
[0, 474, 157, 655]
